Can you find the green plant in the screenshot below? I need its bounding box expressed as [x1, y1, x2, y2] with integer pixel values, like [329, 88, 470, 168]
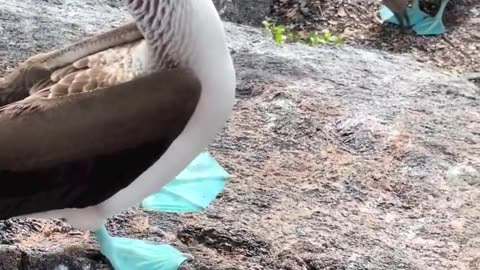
[306, 29, 344, 46]
[261, 20, 344, 46]
[262, 20, 288, 44]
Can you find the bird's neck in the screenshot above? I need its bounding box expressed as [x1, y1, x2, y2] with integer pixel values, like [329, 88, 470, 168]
[125, 0, 235, 95]
[125, 0, 189, 70]
[126, 0, 236, 142]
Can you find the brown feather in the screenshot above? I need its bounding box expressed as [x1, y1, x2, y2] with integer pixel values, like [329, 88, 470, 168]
[0, 22, 143, 106]
[19, 40, 143, 101]
[0, 21, 206, 218]
[0, 67, 202, 218]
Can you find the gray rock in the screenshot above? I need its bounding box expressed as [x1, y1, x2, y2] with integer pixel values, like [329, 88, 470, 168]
[0, 246, 23, 270]
[0, 1, 479, 270]
[212, 0, 273, 25]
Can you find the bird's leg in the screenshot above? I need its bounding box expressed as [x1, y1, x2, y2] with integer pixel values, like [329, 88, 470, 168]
[402, 8, 411, 29]
[392, 11, 406, 28]
[379, 3, 402, 26]
[405, 0, 429, 26]
[378, 1, 409, 29]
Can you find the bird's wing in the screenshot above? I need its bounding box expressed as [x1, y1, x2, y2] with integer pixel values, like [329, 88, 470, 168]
[0, 67, 201, 219]
[29, 39, 143, 97]
[0, 21, 143, 106]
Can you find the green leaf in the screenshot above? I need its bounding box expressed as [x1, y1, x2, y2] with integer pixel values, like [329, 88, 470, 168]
[260, 19, 345, 46]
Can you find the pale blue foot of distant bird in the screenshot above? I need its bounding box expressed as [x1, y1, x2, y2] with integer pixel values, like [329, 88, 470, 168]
[406, 0, 430, 26]
[379, 4, 403, 25]
[379, 0, 428, 27]
[413, 0, 449, 35]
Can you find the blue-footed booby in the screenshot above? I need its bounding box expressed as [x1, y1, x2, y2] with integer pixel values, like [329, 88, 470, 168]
[0, 0, 235, 269]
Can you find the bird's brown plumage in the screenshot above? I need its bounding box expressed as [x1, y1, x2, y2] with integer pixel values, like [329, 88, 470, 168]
[0, 22, 202, 219]
[0, 22, 144, 104]
[34, 40, 142, 99]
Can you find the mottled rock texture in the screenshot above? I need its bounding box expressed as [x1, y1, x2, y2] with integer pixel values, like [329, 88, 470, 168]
[0, 1, 479, 270]
[212, 0, 273, 25]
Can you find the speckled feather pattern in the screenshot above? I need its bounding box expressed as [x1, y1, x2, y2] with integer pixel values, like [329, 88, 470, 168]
[42, 41, 143, 98]
[5, 0, 194, 102]
[126, 0, 194, 70]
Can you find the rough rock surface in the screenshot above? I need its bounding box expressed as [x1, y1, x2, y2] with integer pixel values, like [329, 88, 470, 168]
[212, 0, 273, 25]
[0, 1, 479, 270]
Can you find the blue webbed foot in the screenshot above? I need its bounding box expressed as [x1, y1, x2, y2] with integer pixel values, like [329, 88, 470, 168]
[142, 151, 230, 213]
[406, 0, 429, 26]
[94, 152, 229, 269]
[95, 226, 190, 270]
[413, 16, 446, 35]
[412, 0, 449, 35]
[379, 4, 403, 25]
[379, 0, 428, 27]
